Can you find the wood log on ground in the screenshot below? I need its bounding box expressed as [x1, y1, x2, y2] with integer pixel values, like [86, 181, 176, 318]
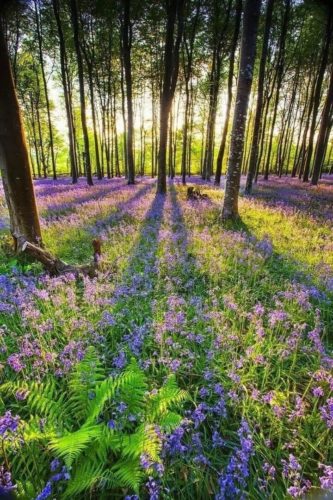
[187, 186, 209, 200]
[21, 239, 101, 277]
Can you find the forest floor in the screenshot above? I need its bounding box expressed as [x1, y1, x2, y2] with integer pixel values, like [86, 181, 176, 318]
[0, 175, 332, 499]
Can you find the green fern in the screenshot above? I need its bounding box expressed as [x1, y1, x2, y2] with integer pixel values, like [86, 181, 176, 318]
[49, 424, 102, 466]
[147, 374, 187, 421]
[0, 348, 187, 498]
[66, 346, 105, 423]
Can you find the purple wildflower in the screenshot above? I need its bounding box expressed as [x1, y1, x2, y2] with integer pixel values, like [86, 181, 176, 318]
[319, 464, 333, 490]
[35, 481, 52, 500]
[320, 398, 333, 428]
[0, 411, 20, 437]
[0, 466, 15, 492]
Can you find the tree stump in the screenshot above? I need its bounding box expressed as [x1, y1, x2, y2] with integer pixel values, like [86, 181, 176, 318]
[187, 186, 209, 201]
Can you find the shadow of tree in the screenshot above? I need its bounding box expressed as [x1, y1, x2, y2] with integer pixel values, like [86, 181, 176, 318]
[40, 181, 128, 219]
[102, 192, 166, 369]
[247, 179, 333, 223]
[45, 182, 155, 263]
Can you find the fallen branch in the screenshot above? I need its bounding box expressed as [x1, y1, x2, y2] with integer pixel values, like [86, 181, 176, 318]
[21, 239, 101, 277]
[187, 186, 209, 201]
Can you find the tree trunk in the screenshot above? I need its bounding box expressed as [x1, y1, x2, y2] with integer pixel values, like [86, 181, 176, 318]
[303, 10, 333, 182]
[34, 0, 57, 180]
[221, 0, 261, 220]
[70, 0, 93, 186]
[157, 0, 184, 194]
[311, 62, 333, 185]
[215, 0, 242, 185]
[245, 0, 274, 193]
[263, 0, 290, 180]
[52, 0, 78, 183]
[0, 20, 42, 249]
[121, 0, 135, 184]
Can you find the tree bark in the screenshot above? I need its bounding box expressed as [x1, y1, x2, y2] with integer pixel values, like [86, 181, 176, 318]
[0, 18, 42, 249]
[215, 0, 242, 186]
[70, 0, 93, 186]
[157, 0, 184, 194]
[181, 1, 200, 185]
[311, 62, 333, 185]
[221, 0, 261, 220]
[245, 0, 274, 194]
[263, 0, 290, 180]
[34, 0, 57, 180]
[52, 0, 78, 183]
[303, 9, 333, 182]
[121, 0, 135, 184]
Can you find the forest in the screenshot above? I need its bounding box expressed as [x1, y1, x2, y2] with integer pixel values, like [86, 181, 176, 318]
[0, 0, 332, 498]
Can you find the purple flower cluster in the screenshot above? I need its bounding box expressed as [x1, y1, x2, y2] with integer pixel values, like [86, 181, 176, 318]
[281, 454, 311, 497]
[319, 464, 333, 491]
[35, 460, 70, 500]
[216, 420, 253, 499]
[0, 466, 15, 492]
[163, 425, 188, 457]
[0, 411, 20, 437]
[319, 398, 333, 428]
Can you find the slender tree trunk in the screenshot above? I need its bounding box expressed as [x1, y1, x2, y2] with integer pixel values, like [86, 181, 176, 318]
[86, 64, 102, 179]
[222, 0, 261, 220]
[311, 62, 333, 185]
[34, 0, 57, 180]
[245, 0, 274, 193]
[35, 74, 47, 178]
[121, 0, 135, 184]
[0, 20, 42, 249]
[215, 0, 242, 185]
[52, 0, 78, 183]
[70, 0, 93, 185]
[264, 0, 290, 180]
[303, 10, 332, 182]
[30, 95, 42, 178]
[157, 0, 184, 194]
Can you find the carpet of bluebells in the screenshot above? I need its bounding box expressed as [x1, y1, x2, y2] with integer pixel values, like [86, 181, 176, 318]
[0, 174, 333, 499]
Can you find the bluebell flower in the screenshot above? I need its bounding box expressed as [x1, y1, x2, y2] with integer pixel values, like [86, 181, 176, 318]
[35, 481, 52, 500]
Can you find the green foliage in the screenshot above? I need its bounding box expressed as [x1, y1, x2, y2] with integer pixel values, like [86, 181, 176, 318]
[0, 347, 187, 497]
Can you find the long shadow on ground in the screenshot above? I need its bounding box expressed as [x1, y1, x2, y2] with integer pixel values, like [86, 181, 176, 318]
[102, 192, 166, 371]
[46, 182, 155, 263]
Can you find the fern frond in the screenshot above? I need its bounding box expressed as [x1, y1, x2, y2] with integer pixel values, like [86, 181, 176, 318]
[159, 411, 182, 431]
[147, 374, 187, 421]
[22, 417, 56, 443]
[49, 424, 102, 466]
[121, 424, 162, 463]
[117, 358, 148, 414]
[111, 457, 143, 492]
[66, 346, 105, 422]
[0, 378, 66, 424]
[87, 361, 147, 423]
[63, 459, 105, 498]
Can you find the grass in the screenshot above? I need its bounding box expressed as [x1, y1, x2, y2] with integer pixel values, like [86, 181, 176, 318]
[0, 175, 332, 499]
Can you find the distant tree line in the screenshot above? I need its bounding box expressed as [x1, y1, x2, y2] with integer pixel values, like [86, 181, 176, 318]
[1, 0, 332, 191]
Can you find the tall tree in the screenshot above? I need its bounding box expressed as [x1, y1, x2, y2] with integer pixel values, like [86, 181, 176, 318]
[69, 0, 93, 186]
[202, 0, 232, 181]
[0, 12, 42, 249]
[121, 0, 135, 184]
[263, 0, 290, 180]
[215, 0, 242, 185]
[221, 0, 261, 220]
[52, 0, 78, 183]
[302, 7, 332, 182]
[34, 0, 57, 180]
[245, 0, 274, 194]
[157, 0, 184, 195]
[181, 0, 200, 185]
[311, 61, 333, 185]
